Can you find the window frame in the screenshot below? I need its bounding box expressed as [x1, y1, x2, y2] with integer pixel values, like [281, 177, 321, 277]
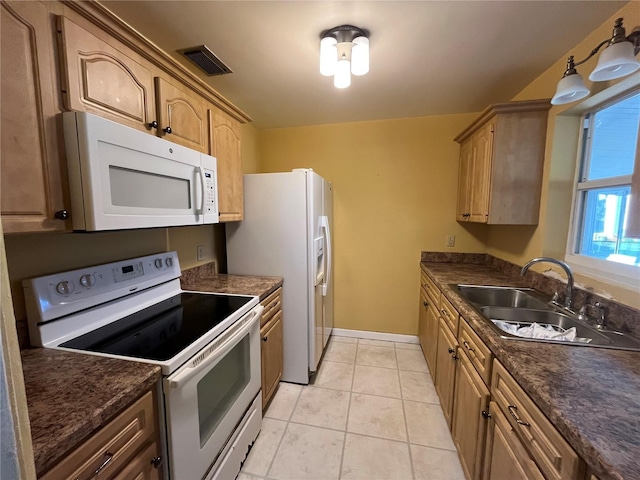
[565, 88, 640, 291]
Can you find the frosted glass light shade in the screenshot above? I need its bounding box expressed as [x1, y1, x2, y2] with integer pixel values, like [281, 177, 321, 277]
[551, 73, 590, 105]
[589, 41, 640, 81]
[320, 37, 337, 76]
[351, 36, 369, 76]
[334, 58, 351, 88]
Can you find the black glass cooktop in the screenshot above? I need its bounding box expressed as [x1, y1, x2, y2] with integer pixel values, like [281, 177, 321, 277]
[60, 293, 253, 361]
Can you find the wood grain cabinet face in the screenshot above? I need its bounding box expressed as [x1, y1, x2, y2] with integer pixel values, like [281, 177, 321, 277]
[1, 1, 70, 233]
[260, 287, 283, 409]
[210, 108, 243, 222]
[155, 77, 209, 153]
[454, 100, 551, 225]
[451, 349, 490, 480]
[57, 16, 156, 133]
[483, 401, 545, 480]
[435, 318, 458, 427]
[419, 297, 439, 378]
[41, 390, 162, 480]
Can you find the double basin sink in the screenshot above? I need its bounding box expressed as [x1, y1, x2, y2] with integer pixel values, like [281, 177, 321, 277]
[454, 285, 640, 352]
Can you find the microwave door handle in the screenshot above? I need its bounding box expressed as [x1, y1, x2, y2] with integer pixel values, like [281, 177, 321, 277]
[196, 166, 206, 216]
[166, 305, 263, 390]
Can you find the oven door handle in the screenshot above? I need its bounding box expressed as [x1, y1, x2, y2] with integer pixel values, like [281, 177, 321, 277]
[166, 305, 263, 390]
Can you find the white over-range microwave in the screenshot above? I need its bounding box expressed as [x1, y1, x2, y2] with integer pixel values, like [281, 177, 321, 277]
[63, 111, 219, 231]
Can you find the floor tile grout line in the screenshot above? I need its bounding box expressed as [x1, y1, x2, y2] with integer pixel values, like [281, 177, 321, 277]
[399, 360, 417, 480]
[262, 386, 303, 478]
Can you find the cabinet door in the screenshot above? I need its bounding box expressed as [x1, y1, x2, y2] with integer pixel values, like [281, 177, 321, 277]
[468, 122, 494, 223]
[210, 108, 243, 222]
[434, 319, 458, 427]
[418, 288, 429, 357]
[113, 442, 162, 480]
[155, 77, 209, 153]
[1, 2, 70, 233]
[456, 139, 473, 221]
[451, 350, 490, 480]
[423, 300, 439, 379]
[57, 16, 156, 133]
[483, 402, 544, 480]
[261, 311, 283, 409]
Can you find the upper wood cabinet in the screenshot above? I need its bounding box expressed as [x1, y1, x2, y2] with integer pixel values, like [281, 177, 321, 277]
[155, 77, 209, 153]
[454, 100, 551, 225]
[57, 16, 156, 133]
[210, 108, 244, 221]
[1, 1, 70, 234]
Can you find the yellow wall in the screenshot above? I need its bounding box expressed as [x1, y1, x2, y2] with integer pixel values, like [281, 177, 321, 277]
[487, 2, 640, 308]
[259, 114, 488, 335]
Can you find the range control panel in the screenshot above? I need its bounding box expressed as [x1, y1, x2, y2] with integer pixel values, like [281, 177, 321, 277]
[24, 251, 181, 323]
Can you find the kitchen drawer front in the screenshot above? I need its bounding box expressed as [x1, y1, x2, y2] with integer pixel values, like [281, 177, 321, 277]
[42, 390, 157, 480]
[491, 361, 583, 480]
[459, 318, 492, 385]
[260, 287, 282, 327]
[420, 269, 440, 308]
[440, 294, 460, 336]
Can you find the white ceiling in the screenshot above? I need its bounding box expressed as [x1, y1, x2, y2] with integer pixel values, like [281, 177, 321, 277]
[102, 1, 627, 129]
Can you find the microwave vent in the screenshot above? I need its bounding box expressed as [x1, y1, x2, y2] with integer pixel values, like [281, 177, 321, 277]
[179, 45, 232, 76]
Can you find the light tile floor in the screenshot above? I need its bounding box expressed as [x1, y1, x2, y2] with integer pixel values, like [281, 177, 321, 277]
[239, 335, 465, 480]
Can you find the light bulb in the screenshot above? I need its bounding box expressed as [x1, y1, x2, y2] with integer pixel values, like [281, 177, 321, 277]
[320, 37, 337, 76]
[351, 36, 369, 76]
[334, 58, 351, 88]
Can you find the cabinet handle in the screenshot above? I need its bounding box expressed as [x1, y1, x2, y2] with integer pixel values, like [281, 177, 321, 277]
[163, 126, 173, 134]
[148, 120, 158, 129]
[448, 347, 455, 354]
[481, 410, 492, 419]
[463, 340, 475, 352]
[423, 301, 428, 307]
[441, 309, 449, 318]
[83, 451, 113, 480]
[262, 336, 268, 342]
[507, 405, 531, 427]
[151, 456, 162, 469]
[55, 210, 69, 220]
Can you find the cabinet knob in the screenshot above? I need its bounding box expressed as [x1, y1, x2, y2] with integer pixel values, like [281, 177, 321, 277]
[448, 348, 455, 354]
[150, 456, 162, 468]
[148, 120, 158, 129]
[54, 210, 69, 220]
[481, 410, 492, 419]
[423, 301, 428, 307]
[262, 336, 268, 342]
[163, 126, 173, 134]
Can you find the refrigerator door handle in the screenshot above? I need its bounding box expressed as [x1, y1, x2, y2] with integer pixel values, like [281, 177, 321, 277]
[320, 215, 332, 296]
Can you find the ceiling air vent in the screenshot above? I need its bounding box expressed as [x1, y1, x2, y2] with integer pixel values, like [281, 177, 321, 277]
[178, 45, 232, 76]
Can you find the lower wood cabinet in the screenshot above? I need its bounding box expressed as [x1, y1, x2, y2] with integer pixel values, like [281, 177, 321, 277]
[483, 401, 544, 480]
[41, 389, 162, 480]
[435, 318, 458, 428]
[451, 349, 490, 480]
[260, 287, 283, 408]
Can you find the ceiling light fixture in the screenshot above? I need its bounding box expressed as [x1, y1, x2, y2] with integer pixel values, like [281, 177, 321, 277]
[551, 18, 640, 105]
[319, 25, 369, 89]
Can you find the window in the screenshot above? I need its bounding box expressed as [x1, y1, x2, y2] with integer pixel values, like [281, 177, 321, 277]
[566, 90, 640, 288]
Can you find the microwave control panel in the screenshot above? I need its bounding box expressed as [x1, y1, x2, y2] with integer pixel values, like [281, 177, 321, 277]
[204, 170, 215, 213]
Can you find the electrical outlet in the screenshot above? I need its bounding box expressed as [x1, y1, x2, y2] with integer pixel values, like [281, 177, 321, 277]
[197, 245, 205, 261]
[446, 235, 456, 247]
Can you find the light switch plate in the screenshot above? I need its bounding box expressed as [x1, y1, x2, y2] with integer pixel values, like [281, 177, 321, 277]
[197, 245, 205, 261]
[446, 235, 456, 247]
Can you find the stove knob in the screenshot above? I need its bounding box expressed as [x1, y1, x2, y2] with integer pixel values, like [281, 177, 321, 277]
[154, 259, 163, 269]
[165, 257, 173, 267]
[79, 274, 95, 288]
[55, 281, 74, 295]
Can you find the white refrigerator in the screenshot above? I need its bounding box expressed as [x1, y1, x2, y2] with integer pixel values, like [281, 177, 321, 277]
[226, 169, 334, 384]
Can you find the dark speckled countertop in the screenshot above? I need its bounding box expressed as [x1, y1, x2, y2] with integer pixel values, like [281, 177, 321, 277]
[180, 262, 283, 300]
[421, 261, 640, 480]
[22, 348, 161, 477]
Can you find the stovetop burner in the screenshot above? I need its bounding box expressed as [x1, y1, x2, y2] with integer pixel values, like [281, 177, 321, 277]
[60, 292, 253, 361]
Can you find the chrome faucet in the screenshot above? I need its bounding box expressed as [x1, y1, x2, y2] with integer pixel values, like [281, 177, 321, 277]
[520, 257, 574, 311]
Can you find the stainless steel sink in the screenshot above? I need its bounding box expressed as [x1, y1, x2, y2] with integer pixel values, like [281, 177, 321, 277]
[456, 285, 551, 310]
[479, 306, 613, 346]
[453, 284, 640, 352]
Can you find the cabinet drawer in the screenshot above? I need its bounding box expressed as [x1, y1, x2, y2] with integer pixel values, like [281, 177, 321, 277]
[260, 287, 282, 327]
[420, 270, 440, 308]
[491, 361, 583, 480]
[42, 390, 157, 480]
[439, 294, 459, 336]
[458, 319, 492, 385]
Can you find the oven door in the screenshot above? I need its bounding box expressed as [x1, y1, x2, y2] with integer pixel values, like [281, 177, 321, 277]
[163, 305, 263, 480]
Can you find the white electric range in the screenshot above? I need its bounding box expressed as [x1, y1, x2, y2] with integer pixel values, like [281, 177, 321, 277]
[23, 251, 263, 480]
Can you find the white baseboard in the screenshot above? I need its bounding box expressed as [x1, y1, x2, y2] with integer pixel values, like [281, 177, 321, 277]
[332, 328, 419, 344]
